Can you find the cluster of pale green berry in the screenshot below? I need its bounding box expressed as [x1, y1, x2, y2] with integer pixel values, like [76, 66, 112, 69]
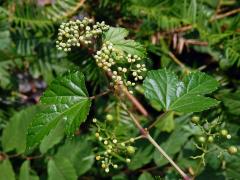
[56, 17, 109, 51]
[189, 116, 238, 166]
[191, 116, 238, 158]
[92, 116, 136, 173]
[94, 43, 146, 92]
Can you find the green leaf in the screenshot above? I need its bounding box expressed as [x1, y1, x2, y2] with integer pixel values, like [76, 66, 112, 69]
[40, 119, 65, 154]
[170, 96, 219, 113]
[55, 137, 94, 176]
[154, 115, 192, 166]
[48, 157, 77, 180]
[2, 106, 41, 153]
[19, 161, 39, 180]
[0, 160, 15, 180]
[143, 68, 179, 109]
[27, 71, 91, 149]
[220, 90, 240, 115]
[103, 27, 146, 57]
[143, 69, 219, 113]
[155, 111, 175, 132]
[129, 145, 153, 170]
[138, 172, 154, 180]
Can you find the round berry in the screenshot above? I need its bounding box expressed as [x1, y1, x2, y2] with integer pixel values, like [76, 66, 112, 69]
[106, 114, 113, 121]
[198, 136, 206, 143]
[191, 116, 200, 124]
[220, 129, 228, 136]
[127, 146, 135, 154]
[126, 158, 131, 163]
[228, 146, 238, 154]
[207, 136, 214, 143]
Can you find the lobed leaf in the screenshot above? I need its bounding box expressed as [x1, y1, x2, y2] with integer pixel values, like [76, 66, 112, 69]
[48, 157, 77, 180]
[103, 27, 146, 57]
[27, 71, 91, 149]
[143, 69, 219, 113]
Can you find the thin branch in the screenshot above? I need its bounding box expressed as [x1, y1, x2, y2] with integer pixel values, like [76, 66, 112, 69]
[107, 71, 148, 117]
[155, 6, 240, 36]
[121, 86, 148, 116]
[121, 104, 191, 180]
[168, 51, 190, 73]
[210, 7, 240, 22]
[121, 103, 147, 136]
[147, 111, 171, 130]
[212, 0, 222, 20]
[89, 89, 111, 99]
[160, 25, 194, 35]
[147, 134, 191, 180]
[0, 152, 43, 161]
[184, 39, 208, 46]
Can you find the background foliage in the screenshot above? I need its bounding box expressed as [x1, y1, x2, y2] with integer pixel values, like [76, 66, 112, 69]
[0, 0, 240, 179]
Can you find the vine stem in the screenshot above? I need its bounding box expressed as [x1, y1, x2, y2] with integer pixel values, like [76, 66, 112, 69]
[146, 134, 191, 180]
[106, 71, 148, 116]
[89, 89, 111, 99]
[168, 52, 189, 73]
[121, 103, 191, 180]
[210, 7, 240, 22]
[147, 111, 170, 130]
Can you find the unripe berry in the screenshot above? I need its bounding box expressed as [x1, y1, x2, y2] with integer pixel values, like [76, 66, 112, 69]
[96, 156, 101, 160]
[132, 72, 137, 76]
[228, 146, 238, 154]
[95, 132, 100, 138]
[126, 158, 131, 163]
[101, 163, 106, 168]
[226, 134, 231, 139]
[127, 81, 131, 86]
[106, 114, 113, 121]
[191, 116, 200, 124]
[127, 146, 135, 154]
[121, 143, 125, 147]
[208, 136, 214, 143]
[122, 68, 127, 73]
[220, 129, 228, 136]
[105, 168, 109, 173]
[198, 136, 206, 143]
[130, 138, 135, 142]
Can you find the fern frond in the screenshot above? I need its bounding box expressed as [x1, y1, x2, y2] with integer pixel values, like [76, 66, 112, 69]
[44, 0, 85, 21]
[225, 46, 240, 67]
[0, 7, 11, 50]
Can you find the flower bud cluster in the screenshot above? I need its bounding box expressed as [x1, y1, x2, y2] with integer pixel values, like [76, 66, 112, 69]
[94, 41, 116, 71]
[56, 17, 109, 52]
[93, 43, 146, 91]
[92, 117, 136, 173]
